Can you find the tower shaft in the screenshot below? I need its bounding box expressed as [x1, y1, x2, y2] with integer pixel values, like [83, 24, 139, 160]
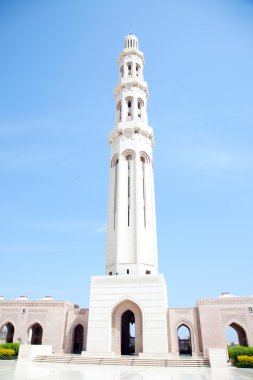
[106, 34, 158, 276]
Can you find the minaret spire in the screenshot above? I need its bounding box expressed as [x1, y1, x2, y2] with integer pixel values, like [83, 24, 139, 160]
[106, 34, 158, 276]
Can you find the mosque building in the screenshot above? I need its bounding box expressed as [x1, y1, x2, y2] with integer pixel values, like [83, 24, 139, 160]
[0, 34, 252, 365]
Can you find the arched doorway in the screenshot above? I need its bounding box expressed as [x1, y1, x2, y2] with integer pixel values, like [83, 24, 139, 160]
[178, 324, 192, 356]
[112, 300, 143, 356]
[0, 322, 14, 343]
[226, 322, 248, 347]
[28, 323, 43, 345]
[72, 324, 84, 354]
[121, 310, 135, 355]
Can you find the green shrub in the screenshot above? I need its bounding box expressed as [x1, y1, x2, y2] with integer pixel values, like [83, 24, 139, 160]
[228, 346, 253, 362]
[0, 343, 20, 356]
[236, 355, 253, 368]
[0, 348, 16, 360]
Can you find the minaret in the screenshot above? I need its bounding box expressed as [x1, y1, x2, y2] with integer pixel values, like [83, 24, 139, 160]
[86, 35, 169, 357]
[106, 33, 158, 276]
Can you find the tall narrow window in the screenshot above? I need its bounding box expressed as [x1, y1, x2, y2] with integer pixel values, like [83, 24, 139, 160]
[116, 101, 122, 122]
[126, 155, 132, 226]
[140, 156, 146, 228]
[137, 98, 144, 119]
[138, 101, 141, 118]
[128, 64, 131, 76]
[114, 159, 119, 230]
[120, 66, 124, 78]
[136, 64, 141, 77]
[127, 100, 132, 117]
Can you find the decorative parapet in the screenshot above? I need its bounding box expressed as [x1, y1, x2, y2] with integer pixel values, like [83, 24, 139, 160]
[0, 300, 77, 309]
[197, 297, 253, 306]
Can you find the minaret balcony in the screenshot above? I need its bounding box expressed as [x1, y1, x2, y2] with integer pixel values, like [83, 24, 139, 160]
[109, 120, 154, 145]
[114, 79, 148, 97]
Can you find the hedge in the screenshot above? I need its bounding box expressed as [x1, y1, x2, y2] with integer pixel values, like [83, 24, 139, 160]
[236, 355, 253, 368]
[0, 343, 20, 360]
[0, 348, 16, 360]
[0, 343, 20, 355]
[228, 346, 253, 361]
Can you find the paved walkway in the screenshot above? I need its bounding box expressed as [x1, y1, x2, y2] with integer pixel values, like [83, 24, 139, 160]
[1, 360, 253, 380]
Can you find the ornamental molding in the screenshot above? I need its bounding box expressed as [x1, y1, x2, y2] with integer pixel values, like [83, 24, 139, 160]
[118, 50, 144, 64]
[114, 81, 148, 97]
[0, 301, 74, 308]
[198, 298, 253, 306]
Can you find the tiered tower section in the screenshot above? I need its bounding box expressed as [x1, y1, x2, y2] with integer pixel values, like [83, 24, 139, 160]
[106, 34, 158, 276]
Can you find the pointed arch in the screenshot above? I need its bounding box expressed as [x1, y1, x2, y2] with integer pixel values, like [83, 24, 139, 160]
[27, 322, 43, 345]
[225, 320, 248, 347]
[175, 319, 196, 356]
[72, 324, 84, 354]
[0, 321, 14, 343]
[111, 299, 143, 355]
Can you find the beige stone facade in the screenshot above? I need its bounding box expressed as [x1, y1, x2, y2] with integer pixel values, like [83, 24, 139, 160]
[1, 294, 252, 358]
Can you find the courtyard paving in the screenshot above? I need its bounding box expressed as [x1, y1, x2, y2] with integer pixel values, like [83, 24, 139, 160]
[0, 361, 253, 380]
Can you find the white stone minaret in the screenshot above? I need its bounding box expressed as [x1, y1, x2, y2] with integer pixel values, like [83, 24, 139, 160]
[86, 35, 169, 358]
[106, 33, 158, 276]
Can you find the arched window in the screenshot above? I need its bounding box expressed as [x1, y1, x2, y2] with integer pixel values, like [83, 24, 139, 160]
[140, 156, 146, 228]
[126, 155, 132, 227]
[113, 158, 119, 229]
[111, 154, 119, 168]
[177, 324, 192, 356]
[116, 101, 122, 122]
[136, 64, 141, 77]
[127, 63, 132, 76]
[137, 98, 144, 119]
[120, 66, 124, 78]
[126, 97, 133, 120]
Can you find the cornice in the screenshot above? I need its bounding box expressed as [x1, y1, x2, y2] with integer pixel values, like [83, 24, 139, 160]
[114, 80, 148, 98]
[197, 298, 253, 306]
[0, 301, 77, 309]
[118, 49, 144, 64]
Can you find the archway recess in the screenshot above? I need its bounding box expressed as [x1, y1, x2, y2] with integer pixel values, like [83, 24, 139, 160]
[0, 322, 14, 343]
[177, 324, 192, 356]
[226, 322, 248, 347]
[121, 310, 135, 355]
[72, 324, 84, 354]
[28, 323, 43, 345]
[112, 300, 143, 356]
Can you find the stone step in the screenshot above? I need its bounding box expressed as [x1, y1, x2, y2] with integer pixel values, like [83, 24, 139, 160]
[33, 355, 210, 367]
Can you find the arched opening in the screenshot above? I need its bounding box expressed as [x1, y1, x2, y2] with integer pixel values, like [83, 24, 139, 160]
[121, 310, 135, 355]
[178, 324, 192, 356]
[28, 323, 43, 345]
[0, 323, 14, 343]
[116, 101, 122, 122]
[137, 98, 144, 118]
[126, 154, 132, 227]
[136, 64, 141, 77]
[120, 65, 124, 78]
[112, 300, 143, 356]
[72, 324, 84, 354]
[127, 99, 132, 118]
[226, 323, 248, 347]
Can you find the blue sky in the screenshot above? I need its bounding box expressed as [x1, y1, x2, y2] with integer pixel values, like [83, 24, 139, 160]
[0, 0, 252, 308]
